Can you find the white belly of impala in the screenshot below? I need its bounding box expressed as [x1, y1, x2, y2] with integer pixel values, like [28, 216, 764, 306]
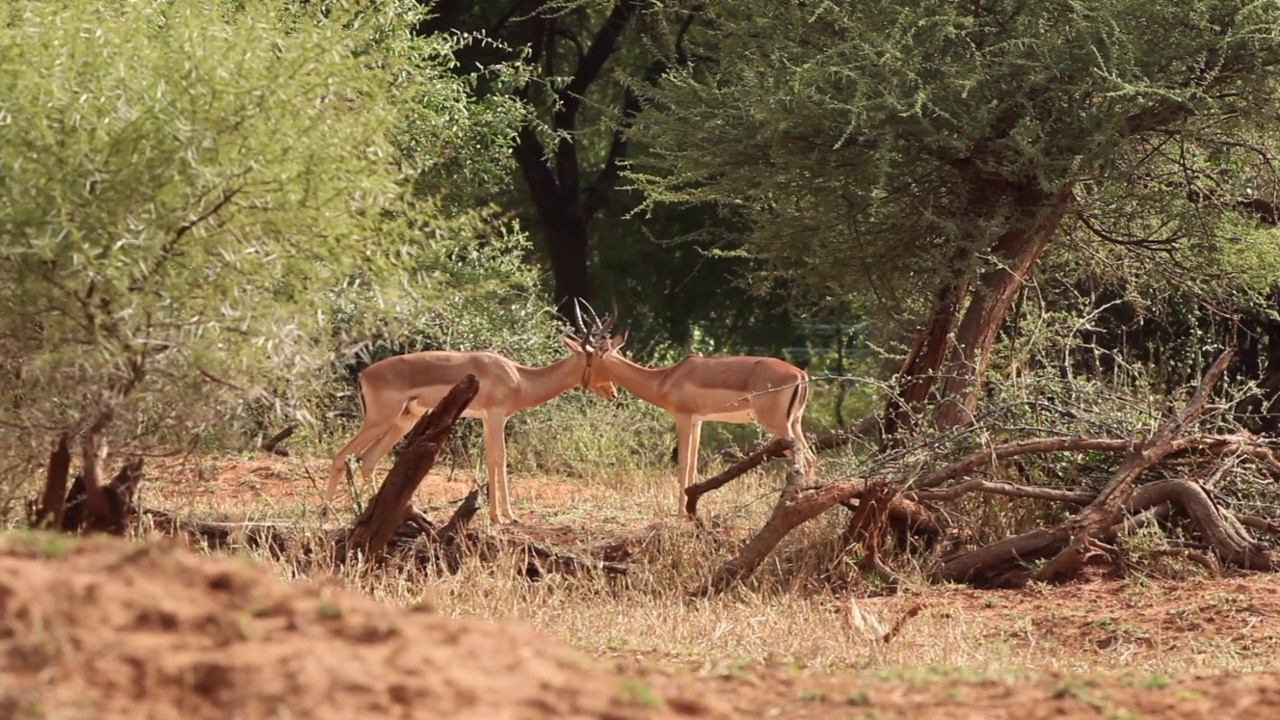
[696, 410, 755, 424]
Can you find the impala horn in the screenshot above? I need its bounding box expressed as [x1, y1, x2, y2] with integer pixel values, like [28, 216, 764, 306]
[600, 298, 619, 336]
[571, 297, 586, 338]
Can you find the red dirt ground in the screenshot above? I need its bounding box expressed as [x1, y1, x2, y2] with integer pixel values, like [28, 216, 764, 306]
[6, 536, 1280, 720]
[143, 452, 601, 517]
[0, 534, 727, 720]
[626, 578, 1280, 719]
[38, 452, 1280, 718]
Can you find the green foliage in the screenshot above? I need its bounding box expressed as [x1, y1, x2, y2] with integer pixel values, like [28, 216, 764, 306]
[633, 0, 1280, 326]
[0, 0, 524, 456]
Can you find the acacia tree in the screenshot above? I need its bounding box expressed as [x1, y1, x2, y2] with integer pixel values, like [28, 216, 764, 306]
[634, 0, 1280, 434]
[0, 0, 522, 501]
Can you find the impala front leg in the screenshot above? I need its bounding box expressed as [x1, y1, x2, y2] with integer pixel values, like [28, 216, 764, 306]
[482, 412, 514, 524]
[674, 414, 701, 518]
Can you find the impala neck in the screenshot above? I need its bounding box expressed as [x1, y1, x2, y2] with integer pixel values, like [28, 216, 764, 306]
[515, 355, 582, 409]
[599, 354, 672, 408]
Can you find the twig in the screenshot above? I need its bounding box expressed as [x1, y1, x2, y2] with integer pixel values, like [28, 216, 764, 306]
[261, 425, 297, 456]
[912, 479, 1095, 504]
[881, 602, 923, 645]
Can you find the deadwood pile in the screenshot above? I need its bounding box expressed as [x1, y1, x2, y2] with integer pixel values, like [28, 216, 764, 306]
[23, 350, 1280, 594]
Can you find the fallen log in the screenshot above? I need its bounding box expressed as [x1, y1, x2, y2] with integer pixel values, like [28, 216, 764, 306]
[936, 349, 1236, 584]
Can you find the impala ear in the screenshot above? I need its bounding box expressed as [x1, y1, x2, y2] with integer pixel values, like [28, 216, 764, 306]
[606, 332, 627, 355]
[561, 334, 585, 354]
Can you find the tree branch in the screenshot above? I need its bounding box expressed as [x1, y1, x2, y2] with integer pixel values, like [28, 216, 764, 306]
[912, 479, 1095, 504]
[684, 437, 794, 516]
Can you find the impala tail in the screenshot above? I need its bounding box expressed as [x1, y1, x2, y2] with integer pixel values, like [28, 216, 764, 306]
[788, 375, 809, 420]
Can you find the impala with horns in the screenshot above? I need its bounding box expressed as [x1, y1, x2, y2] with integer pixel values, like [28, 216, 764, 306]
[579, 304, 811, 515]
[327, 336, 616, 524]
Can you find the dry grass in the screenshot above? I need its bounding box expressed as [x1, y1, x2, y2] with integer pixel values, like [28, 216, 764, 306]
[10, 438, 1280, 718]
[118, 448, 1280, 687]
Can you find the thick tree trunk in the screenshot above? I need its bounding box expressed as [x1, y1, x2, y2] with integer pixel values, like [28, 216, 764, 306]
[509, 0, 646, 326]
[932, 189, 1071, 430]
[882, 275, 966, 441]
[544, 214, 593, 323]
[887, 186, 1071, 437]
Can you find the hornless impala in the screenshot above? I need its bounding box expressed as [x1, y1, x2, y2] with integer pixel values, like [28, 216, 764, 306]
[326, 336, 617, 524]
[583, 318, 811, 516]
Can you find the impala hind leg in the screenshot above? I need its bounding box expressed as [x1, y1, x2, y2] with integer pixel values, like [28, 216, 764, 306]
[356, 408, 420, 483]
[327, 421, 394, 502]
[760, 415, 807, 474]
[788, 416, 812, 476]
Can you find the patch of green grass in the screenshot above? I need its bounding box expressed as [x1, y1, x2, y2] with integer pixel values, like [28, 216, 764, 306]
[1132, 674, 1170, 690]
[1052, 680, 1096, 704]
[0, 530, 78, 558]
[318, 600, 344, 620]
[616, 677, 663, 709]
[845, 690, 872, 706]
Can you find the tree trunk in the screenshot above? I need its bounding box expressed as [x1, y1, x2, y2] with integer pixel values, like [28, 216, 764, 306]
[508, 0, 646, 326]
[544, 213, 593, 323]
[888, 186, 1072, 436]
[932, 188, 1071, 429]
[882, 276, 965, 441]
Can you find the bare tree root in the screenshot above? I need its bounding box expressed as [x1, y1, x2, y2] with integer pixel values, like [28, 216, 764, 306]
[697, 470, 869, 596]
[1125, 479, 1280, 571]
[30, 433, 71, 529]
[35, 446, 143, 536]
[841, 480, 902, 586]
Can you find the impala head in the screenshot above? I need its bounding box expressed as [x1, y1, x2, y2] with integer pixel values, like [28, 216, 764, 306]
[561, 333, 617, 401]
[569, 298, 630, 399]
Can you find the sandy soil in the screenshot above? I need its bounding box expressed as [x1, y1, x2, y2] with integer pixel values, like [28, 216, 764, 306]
[0, 534, 725, 720]
[18, 451, 1280, 719]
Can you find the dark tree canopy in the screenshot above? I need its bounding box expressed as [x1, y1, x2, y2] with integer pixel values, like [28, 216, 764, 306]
[632, 0, 1280, 430]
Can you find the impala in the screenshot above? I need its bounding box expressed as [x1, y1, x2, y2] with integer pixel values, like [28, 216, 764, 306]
[326, 336, 616, 524]
[583, 318, 810, 515]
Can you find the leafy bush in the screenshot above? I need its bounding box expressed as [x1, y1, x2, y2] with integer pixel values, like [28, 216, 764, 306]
[0, 0, 525, 482]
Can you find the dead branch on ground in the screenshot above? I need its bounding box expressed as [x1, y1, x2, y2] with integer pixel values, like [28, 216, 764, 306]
[701, 348, 1280, 592]
[261, 424, 297, 456]
[684, 437, 794, 517]
[337, 374, 479, 563]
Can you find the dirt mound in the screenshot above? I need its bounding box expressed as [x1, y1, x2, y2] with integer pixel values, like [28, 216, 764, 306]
[0, 533, 722, 720]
